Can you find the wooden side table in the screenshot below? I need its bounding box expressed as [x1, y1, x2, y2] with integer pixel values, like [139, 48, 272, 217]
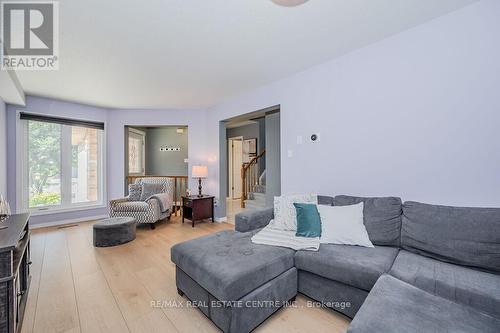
[182, 195, 215, 227]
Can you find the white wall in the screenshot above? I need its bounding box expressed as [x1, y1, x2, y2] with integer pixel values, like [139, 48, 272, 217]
[0, 98, 7, 199]
[206, 0, 500, 212]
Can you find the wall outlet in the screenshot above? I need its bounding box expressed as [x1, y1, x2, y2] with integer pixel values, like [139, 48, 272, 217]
[296, 135, 303, 145]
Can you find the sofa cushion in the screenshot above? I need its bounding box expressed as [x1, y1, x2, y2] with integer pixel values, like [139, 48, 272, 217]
[333, 195, 402, 246]
[402, 201, 500, 272]
[128, 184, 142, 201]
[317, 195, 334, 206]
[171, 230, 295, 301]
[390, 250, 500, 319]
[294, 244, 399, 291]
[347, 274, 500, 333]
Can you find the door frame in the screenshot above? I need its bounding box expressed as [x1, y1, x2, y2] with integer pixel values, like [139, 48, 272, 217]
[228, 136, 243, 199]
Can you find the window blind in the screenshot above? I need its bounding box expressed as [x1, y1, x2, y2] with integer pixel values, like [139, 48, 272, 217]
[20, 112, 104, 130]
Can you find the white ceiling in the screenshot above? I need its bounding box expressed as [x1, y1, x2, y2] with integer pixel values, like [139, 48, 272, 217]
[17, 0, 476, 109]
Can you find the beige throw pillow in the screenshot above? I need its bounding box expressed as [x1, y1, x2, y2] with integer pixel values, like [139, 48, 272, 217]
[269, 193, 317, 231]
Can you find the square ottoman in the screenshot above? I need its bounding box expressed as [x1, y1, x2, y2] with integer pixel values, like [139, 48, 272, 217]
[171, 230, 297, 333]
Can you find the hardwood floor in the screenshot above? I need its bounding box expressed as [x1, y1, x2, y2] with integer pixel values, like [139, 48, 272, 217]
[22, 216, 350, 333]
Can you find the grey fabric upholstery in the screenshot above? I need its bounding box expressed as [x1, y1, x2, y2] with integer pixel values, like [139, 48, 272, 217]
[298, 270, 368, 318]
[295, 244, 399, 291]
[390, 250, 500, 319]
[348, 275, 500, 333]
[334, 195, 402, 246]
[139, 182, 165, 201]
[402, 201, 500, 272]
[93, 217, 136, 247]
[235, 207, 274, 232]
[176, 266, 297, 333]
[317, 195, 334, 206]
[171, 230, 295, 301]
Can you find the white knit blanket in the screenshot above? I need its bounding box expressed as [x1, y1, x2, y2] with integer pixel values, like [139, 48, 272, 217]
[251, 222, 320, 251]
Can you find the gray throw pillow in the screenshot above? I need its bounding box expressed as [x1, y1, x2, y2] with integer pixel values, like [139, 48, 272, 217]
[128, 184, 142, 201]
[140, 183, 165, 201]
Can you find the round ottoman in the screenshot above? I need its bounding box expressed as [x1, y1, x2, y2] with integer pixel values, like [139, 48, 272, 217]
[93, 217, 136, 247]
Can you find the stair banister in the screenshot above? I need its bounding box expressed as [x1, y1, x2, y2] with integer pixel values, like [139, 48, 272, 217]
[241, 150, 266, 208]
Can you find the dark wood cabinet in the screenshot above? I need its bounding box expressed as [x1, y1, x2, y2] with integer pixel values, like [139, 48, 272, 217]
[0, 213, 31, 333]
[182, 196, 214, 227]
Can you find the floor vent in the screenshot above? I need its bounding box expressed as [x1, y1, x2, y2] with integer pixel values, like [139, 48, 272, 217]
[57, 224, 79, 229]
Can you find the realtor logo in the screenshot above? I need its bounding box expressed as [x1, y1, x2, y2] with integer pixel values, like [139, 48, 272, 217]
[1, 1, 59, 70]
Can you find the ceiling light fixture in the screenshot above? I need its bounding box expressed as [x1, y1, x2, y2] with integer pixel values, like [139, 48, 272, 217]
[271, 0, 310, 7]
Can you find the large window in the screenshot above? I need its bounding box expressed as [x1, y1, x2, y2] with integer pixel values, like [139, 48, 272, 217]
[21, 115, 105, 213]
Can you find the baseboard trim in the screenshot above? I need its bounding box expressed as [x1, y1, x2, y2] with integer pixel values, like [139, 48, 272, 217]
[30, 215, 108, 229]
[215, 216, 227, 223]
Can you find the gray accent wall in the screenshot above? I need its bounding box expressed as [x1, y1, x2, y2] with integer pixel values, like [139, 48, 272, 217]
[226, 122, 259, 142]
[265, 112, 281, 206]
[145, 127, 188, 176]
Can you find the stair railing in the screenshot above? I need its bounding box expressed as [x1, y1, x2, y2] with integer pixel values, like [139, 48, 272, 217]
[241, 150, 266, 208]
[126, 175, 188, 216]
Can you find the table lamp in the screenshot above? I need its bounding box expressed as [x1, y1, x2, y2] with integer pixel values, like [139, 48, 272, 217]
[192, 165, 208, 197]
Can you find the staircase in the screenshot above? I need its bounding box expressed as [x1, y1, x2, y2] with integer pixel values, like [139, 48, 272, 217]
[244, 184, 266, 209]
[241, 150, 267, 209]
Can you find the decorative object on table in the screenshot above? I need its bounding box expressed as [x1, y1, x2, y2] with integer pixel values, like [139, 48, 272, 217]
[191, 165, 208, 197]
[182, 195, 214, 228]
[186, 188, 191, 196]
[0, 195, 11, 225]
[93, 217, 136, 247]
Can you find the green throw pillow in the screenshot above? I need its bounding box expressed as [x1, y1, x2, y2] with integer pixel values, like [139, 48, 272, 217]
[294, 203, 321, 238]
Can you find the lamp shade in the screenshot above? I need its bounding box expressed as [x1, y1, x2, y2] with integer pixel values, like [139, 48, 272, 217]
[192, 165, 208, 178]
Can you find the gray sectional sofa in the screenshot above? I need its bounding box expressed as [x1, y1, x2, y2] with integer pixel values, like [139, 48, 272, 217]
[171, 195, 500, 333]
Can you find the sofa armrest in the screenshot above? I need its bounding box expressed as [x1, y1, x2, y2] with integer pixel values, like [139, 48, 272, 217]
[110, 197, 129, 208]
[235, 207, 274, 232]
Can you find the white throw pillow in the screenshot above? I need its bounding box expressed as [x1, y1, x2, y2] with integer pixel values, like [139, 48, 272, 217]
[269, 193, 317, 231]
[318, 203, 374, 248]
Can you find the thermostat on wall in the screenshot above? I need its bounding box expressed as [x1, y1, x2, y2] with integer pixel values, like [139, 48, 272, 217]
[310, 133, 321, 142]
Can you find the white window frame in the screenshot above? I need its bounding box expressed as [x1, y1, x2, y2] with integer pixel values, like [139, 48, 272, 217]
[127, 127, 146, 176]
[16, 111, 107, 215]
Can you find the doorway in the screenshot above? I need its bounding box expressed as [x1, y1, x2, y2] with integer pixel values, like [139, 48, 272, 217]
[219, 105, 281, 224]
[228, 137, 243, 199]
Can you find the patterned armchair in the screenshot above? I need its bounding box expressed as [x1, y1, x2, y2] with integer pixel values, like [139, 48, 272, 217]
[109, 177, 174, 229]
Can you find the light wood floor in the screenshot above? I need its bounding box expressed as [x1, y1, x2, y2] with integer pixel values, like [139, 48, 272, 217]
[22, 216, 350, 333]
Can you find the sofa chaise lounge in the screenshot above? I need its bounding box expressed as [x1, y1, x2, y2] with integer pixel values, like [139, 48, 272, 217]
[171, 195, 500, 333]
